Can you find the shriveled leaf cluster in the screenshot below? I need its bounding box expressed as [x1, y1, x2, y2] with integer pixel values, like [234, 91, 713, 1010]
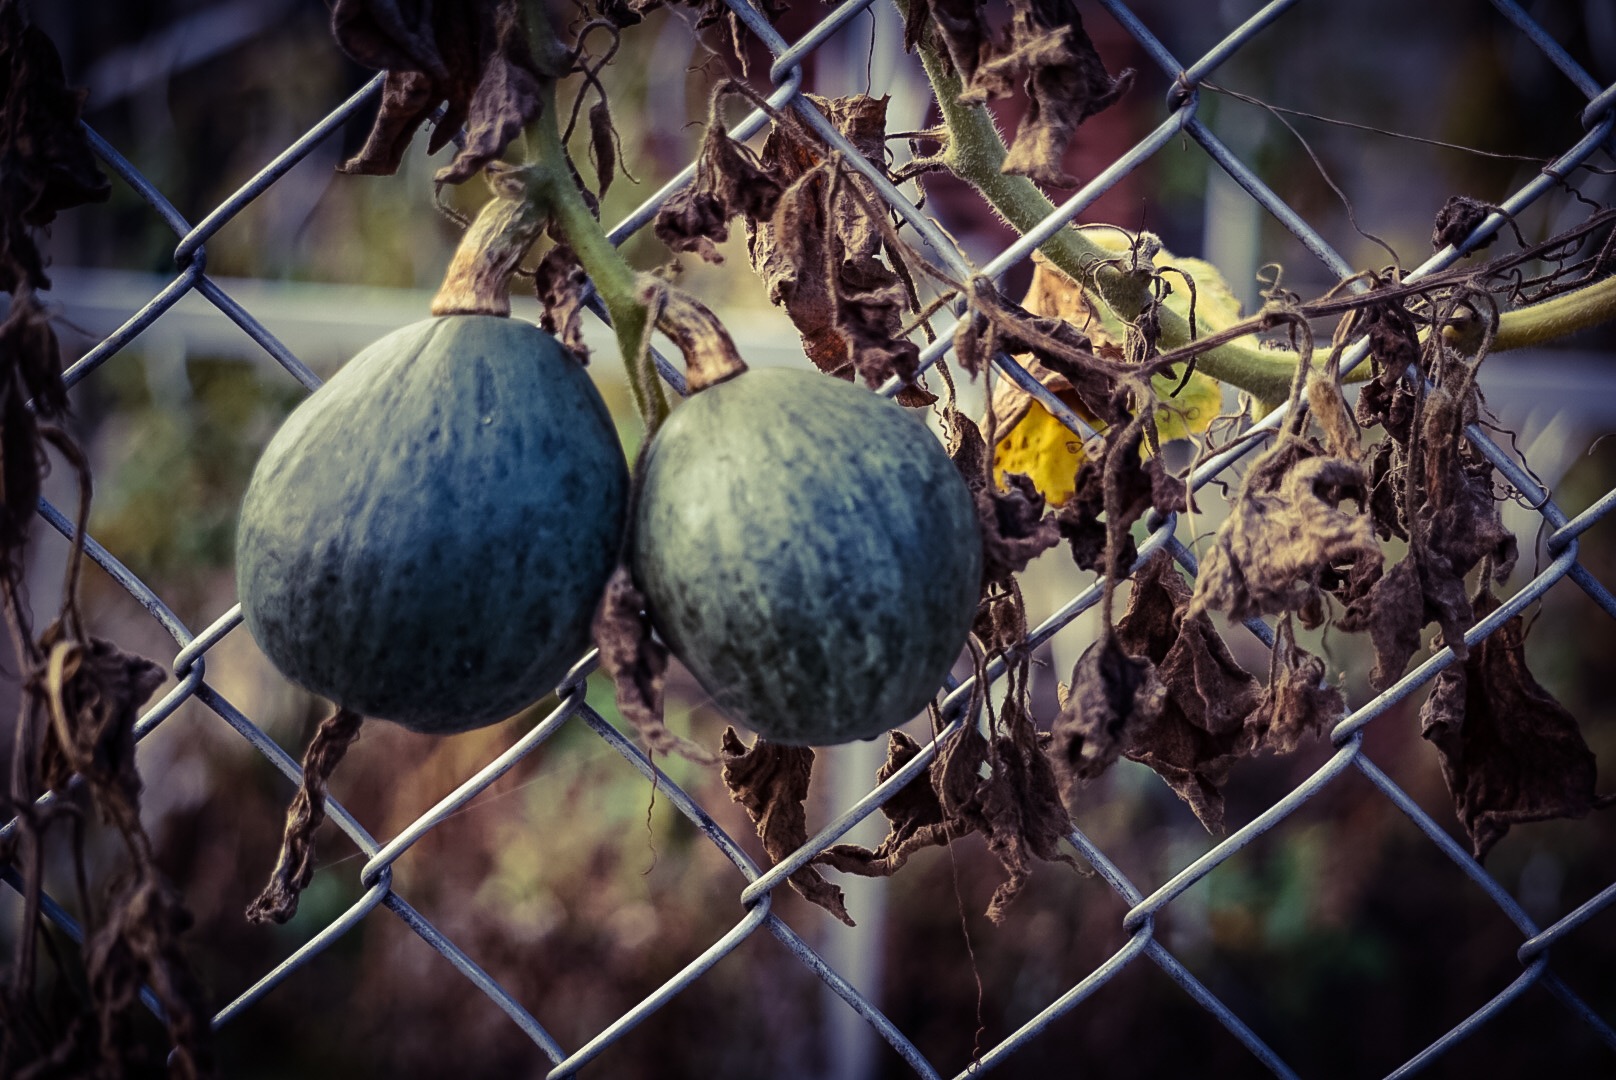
[903, 0, 1134, 187]
[1, 6, 213, 1075]
[657, 89, 932, 398]
[332, 0, 558, 182]
[1420, 587, 1614, 860]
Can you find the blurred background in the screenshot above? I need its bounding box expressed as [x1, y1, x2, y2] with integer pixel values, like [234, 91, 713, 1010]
[6, 0, 1616, 1076]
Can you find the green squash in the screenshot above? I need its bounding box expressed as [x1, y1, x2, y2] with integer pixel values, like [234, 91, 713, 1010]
[631, 368, 982, 745]
[236, 316, 628, 734]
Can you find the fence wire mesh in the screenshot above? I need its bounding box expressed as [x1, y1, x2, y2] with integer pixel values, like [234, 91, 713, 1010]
[7, 0, 1616, 1077]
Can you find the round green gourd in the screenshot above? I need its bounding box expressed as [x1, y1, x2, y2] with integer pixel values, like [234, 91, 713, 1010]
[236, 315, 628, 734]
[631, 367, 982, 745]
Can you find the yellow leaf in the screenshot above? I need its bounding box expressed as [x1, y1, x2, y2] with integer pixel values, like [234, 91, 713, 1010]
[989, 244, 1237, 505]
[991, 390, 1096, 507]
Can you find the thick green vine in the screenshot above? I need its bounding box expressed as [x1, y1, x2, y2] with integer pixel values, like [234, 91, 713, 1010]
[913, 27, 1616, 406]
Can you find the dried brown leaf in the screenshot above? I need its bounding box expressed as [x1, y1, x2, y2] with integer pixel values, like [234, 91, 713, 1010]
[1052, 634, 1165, 788]
[994, 1, 1135, 188]
[1190, 440, 1382, 628]
[331, 0, 549, 182]
[1244, 617, 1344, 757]
[817, 716, 1077, 923]
[1419, 587, 1611, 860]
[815, 730, 955, 876]
[944, 410, 1059, 586]
[745, 95, 928, 392]
[1431, 195, 1499, 252]
[532, 244, 590, 362]
[1055, 421, 1185, 574]
[593, 565, 716, 763]
[721, 728, 854, 926]
[0, 0, 109, 236]
[654, 88, 785, 262]
[1114, 552, 1261, 832]
[587, 97, 619, 199]
[36, 629, 166, 809]
[87, 868, 214, 1079]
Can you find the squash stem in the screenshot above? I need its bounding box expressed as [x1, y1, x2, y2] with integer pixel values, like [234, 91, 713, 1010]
[522, 4, 669, 435]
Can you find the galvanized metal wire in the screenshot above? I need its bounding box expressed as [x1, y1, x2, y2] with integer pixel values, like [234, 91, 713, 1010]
[8, 1, 1616, 1076]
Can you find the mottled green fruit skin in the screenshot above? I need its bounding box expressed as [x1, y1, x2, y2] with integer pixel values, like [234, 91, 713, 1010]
[236, 316, 628, 734]
[632, 368, 982, 745]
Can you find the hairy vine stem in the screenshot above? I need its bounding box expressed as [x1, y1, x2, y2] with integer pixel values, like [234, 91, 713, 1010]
[909, 17, 1616, 405]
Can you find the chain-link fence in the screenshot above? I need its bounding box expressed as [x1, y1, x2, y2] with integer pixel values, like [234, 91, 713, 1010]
[7, 0, 1616, 1076]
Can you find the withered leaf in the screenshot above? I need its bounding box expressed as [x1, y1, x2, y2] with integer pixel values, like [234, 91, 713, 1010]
[2, 1, 108, 561]
[1431, 195, 1499, 253]
[945, 409, 1060, 586]
[1190, 439, 1382, 629]
[746, 95, 928, 394]
[593, 565, 715, 763]
[1349, 359, 1516, 689]
[815, 730, 956, 877]
[586, 97, 622, 199]
[532, 244, 590, 363]
[331, 0, 549, 182]
[721, 728, 854, 926]
[909, 0, 993, 85]
[654, 88, 784, 263]
[1052, 634, 1165, 788]
[1419, 587, 1612, 861]
[1055, 420, 1185, 574]
[1244, 616, 1345, 757]
[87, 867, 214, 1078]
[925, 0, 1133, 188]
[997, 2, 1135, 188]
[818, 716, 1077, 922]
[968, 720, 1079, 921]
[1114, 552, 1261, 832]
[36, 629, 167, 811]
[0, 0, 110, 237]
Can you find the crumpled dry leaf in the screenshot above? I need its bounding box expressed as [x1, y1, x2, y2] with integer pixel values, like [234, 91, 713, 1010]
[1345, 332, 1516, 688]
[27, 615, 213, 1076]
[1243, 615, 1345, 756]
[914, 0, 1133, 187]
[532, 244, 590, 362]
[1431, 195, 1499, 253]
[745, 95, 927, 394]
[1052, 634, 1165, 789]
[720, 728, 853, 926]
[0, 0, 109, 238]
[87, 867, 213, 1079]
[817, 713, 1078, 923]
[1, 0, 108, 563]
[331, 0, 552, 182]
[654, 86, 784, 263]
[944, 406, 1059, 586]
[593, 565, 716, 763]
[1055, 419, 1185, 574]
[610, 0, 787, 71]
[1190, 436, 1382, 629]
[1419, 586, 1613, 861]
[815, 730, 955, 877]
[1113, 552, 1261, 832]
[36, 629, 167, 808]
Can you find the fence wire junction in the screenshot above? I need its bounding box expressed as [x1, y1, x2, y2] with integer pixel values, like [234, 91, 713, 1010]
[7, 1, 1616, 1077]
